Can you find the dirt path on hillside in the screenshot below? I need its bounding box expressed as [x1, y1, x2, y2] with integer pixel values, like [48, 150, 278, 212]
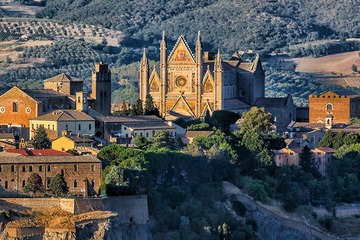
[223, 181, 340, 240]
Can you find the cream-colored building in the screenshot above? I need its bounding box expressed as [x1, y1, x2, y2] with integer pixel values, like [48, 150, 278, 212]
[121, 121, 176, 139]
[273, 147, 335, 176]
[30, 110, 95, 140]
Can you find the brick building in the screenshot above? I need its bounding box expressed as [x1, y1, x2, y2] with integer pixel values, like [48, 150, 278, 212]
[309, 91, 360, 125]
[0, 62, 110, 140]
[0, 150, 101, 196]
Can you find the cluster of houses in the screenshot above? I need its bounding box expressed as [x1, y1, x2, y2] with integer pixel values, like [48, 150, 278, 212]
[1, 37, 360, 195]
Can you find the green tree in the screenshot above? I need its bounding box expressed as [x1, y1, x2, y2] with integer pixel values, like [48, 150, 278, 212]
[148, 130, 176, 150]
[299, 146, 320, 178]
[49, 174, 69, 197]
[23, 173, 45, 196]
[239, 108, 275, 167]
[144, 94, 155, 114]
[218, 223, 231, 240]
[239, 107, 274, 134]
[130, 99, 143, 115]
[319, 131, 335, 148]
[32, 125, 51, 149]
[333, 131, 345, 149]
[133, 135, 148, 149]
[210, 110, 240, 132]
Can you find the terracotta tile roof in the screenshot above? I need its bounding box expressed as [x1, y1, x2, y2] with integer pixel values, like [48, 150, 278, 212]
[288, 148, 303, 154]
[23, 89, 68, 98]
[314, 147, 336, 153]
[0, 155, 100, 164]
[5, 149, 71, 156]
[31, 110, 94, 122]
[43, 73, 83, 82]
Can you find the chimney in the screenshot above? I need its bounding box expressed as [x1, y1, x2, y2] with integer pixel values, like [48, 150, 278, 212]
[62, 130, 68, 136]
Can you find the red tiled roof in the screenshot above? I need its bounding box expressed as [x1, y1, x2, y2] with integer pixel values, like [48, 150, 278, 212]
[5, 149, 71, 156]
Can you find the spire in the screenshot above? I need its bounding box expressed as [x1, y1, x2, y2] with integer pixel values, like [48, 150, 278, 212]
[215, 48, 222, 71]
[141, 48, 148, 66]
[161, 31, 166, 48]
[196, 31, 201, 46]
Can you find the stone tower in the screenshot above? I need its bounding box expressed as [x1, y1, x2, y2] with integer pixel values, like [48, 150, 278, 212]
[90, 61, 111, 115]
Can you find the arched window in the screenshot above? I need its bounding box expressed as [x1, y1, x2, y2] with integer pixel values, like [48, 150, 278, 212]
[326, 103, 333, 111]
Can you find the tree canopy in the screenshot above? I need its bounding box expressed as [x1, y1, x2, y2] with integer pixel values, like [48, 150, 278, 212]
[32, 125, 51, 149]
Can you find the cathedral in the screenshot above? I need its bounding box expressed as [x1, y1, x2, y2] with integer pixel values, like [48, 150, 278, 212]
[139, 32, 265, 119]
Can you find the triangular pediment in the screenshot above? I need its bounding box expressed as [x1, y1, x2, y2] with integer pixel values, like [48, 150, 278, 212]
[168, 36, 196, 64]
[202, 68, 214, 93]
[201, 101, 213, 117]
[149, 69, 160, 92]
[170, 94, 196, 117]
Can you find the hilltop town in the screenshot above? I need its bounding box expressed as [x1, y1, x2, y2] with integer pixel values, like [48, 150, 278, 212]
[1, 1, 360, 240]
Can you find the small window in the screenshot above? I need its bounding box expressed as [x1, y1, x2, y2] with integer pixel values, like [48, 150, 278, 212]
[0, 165, 1, 172]
[22, 180, 26, 188]
[74, 179, 78, 188]
[78, 96, 81, 103]
[91, 165, 95, 172]
[32, 124, 34, 129]
[29, 166, 33, 172]
[52, 125, 55, 130]
[89, 124, 91, 130]
[11, 165, 15, 172]
[78, 124, 81, 131]
[74, 164, 78, 172]
[91, 179, 95, 187]
[326, 103, 333, 111]
[146, 132, 149, 137]
[47, 165, 51, 172]
[5, 181, 8, 189]
[140, 133, 143, 137]
[48, 124, 50, 129]
[39, 165, 43, 172]
[61, 169, 65, 176]
[47, 178, 51, 186]
[12, 102, 18, 112]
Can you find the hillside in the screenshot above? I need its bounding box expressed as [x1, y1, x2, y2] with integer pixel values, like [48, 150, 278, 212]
[37, 0, 360, 54]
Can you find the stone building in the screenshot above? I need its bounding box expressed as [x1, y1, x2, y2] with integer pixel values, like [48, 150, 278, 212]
[0, 150, 101, 196]
[139, 32, 265, 119]
[309, 91, 360, 125]
[29, 109, 95, 140]
[0, 62, 110, 140]
[90, 61, 112, 116]
[255, 94, 296, 133]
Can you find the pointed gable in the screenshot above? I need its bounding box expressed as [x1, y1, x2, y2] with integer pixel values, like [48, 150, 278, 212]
[202, 68, 214, 93]
[170, 95, 196, 117]
[168, 35, 195, 64]
[149, 68, 160, 92]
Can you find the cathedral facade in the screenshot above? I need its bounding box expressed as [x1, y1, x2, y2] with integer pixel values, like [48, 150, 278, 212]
[139, 32, 265, 119]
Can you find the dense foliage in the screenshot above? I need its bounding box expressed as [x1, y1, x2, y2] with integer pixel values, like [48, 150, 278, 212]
[32, 125, 51, 149]
[38, 0, 360, 55]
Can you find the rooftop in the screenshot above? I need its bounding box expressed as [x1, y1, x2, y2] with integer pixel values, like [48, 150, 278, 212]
[44, 73, 83, 83]
[0, 154, 100, 164]
[31, 110, 94, 122]
[23, 89, 68, 99]
[5, 149, 71, 156]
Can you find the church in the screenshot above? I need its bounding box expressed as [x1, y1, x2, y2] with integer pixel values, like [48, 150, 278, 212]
[139, 32, 266, 119]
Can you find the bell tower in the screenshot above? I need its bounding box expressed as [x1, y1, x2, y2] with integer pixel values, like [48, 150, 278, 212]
[90, 61, 111, 115]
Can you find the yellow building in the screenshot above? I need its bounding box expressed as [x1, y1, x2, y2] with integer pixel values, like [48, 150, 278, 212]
[139, 32, 265, 119]
[51, 133, 95, 152]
